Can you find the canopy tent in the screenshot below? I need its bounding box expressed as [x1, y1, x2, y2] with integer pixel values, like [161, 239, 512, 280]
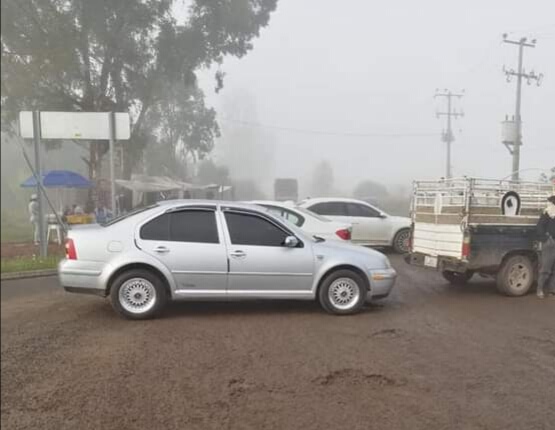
[21, 169, 92, 215]
[115, 174, 233, 207]
[21, 170, 92, 188]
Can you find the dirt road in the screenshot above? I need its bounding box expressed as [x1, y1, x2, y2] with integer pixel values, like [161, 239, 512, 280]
[1, 256, 554, 430]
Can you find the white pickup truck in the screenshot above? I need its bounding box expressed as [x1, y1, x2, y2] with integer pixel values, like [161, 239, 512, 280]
[405, 178, 554, 296]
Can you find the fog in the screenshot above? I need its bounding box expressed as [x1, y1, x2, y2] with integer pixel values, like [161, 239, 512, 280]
[198, 0, 555, 196]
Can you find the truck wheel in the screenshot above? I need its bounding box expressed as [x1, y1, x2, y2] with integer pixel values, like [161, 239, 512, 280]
[496, 255, 535, 297]
[442, 270, 474, 285]
[392, 229, 410, 254]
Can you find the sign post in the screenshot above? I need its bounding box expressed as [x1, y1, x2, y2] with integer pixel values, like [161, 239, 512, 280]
[19, 111, 130, 243]
[109, 112, 117, 216]
[32, 111, 47, 257]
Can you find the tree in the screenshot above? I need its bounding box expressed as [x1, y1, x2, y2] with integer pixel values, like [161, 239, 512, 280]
[1, 0, 278, 188]
[353, 180, 389, 200]
[310, 160, 334, 197]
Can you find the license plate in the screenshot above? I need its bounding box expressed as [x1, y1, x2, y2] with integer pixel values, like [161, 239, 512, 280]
[424, 256, 438, 268]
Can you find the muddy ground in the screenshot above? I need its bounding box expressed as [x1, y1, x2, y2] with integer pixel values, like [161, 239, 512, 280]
[1, 256, 554, 430]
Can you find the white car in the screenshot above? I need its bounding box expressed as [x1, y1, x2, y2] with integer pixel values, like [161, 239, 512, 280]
[249, 200, 353, 242]
[299, 198, 411, 253]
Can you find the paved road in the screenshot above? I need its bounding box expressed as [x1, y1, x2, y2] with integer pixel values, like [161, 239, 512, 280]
[1, 256, 554, 430]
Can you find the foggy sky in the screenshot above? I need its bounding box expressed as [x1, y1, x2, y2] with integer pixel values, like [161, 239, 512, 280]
[198, 0, 555, 194]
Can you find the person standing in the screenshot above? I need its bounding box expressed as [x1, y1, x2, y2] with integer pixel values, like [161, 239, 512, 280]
[536, 195, 555, 298]
[28, 194, 40, 245]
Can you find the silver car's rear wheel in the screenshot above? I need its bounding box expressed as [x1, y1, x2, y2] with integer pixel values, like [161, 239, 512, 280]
[328, 278, 361, 311]
[110, 269, 167, 320]
[118, 278, 157, 314]
[318, 269, 367, 315]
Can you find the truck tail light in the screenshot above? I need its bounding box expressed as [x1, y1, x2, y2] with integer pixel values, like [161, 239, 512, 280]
[461, 234, 471, 259]
[335, 228, 351, 241]
[65, 238, 77, 260]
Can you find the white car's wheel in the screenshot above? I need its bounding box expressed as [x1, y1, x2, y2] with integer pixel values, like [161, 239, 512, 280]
[392, 229, 410, 254]
[110, 269, 167, 319]
[318, 269, 367, 315]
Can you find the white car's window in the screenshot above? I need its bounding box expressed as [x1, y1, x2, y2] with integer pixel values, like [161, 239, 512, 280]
[262, 205, 304, 227]
[140, 210, 219, 244]
[225, 212, 289, 247]
[295, 207, 331, 223]
[346, 203, 380, 218]
[309, 202, 348, 216]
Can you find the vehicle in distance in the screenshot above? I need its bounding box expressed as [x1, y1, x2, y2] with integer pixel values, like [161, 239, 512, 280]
[249, 200, 352, 242]
[274, 178, 298, 202]
[59, 200, 396, 319]
[299, 197, 411, 253]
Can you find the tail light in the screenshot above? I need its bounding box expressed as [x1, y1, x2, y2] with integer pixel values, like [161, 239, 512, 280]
[65, 238, 77, 260]
[335, 228, 351, 241]
[461, 233, 471, 259]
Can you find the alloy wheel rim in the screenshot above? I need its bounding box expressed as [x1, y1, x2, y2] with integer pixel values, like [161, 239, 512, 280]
[328, 277, 360, 310]
[396, 231, 410, 252]
[119, 278, 157, 314]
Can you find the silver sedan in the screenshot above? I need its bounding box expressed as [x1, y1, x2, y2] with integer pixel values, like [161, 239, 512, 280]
[59, 201, 397, 319]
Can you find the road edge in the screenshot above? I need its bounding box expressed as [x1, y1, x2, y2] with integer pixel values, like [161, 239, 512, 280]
[1, 269, 57, 281]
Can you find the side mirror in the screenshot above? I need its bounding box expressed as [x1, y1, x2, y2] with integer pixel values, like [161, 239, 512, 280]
[284, 236, 299, 248]
[378, 213, 387, 219]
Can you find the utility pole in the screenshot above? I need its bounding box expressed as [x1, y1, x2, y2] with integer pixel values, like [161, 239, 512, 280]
[502, 34, 543, 181]
[435, 89, 464, 179]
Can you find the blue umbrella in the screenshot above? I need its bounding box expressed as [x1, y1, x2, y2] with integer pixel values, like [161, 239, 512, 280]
[21, 170, 92, 189]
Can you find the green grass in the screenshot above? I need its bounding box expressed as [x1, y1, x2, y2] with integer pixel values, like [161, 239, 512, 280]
[1, 255, 62, 274]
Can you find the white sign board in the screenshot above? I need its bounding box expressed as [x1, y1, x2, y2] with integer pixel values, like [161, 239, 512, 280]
[19, 111, 130, 140]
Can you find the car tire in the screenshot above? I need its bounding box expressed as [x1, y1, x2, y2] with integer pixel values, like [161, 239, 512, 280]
[110, 269, 168, 320]
[392, 229, 410, 254]
[496, 255, 535, 297]
[442, 270, 474, 285]
[318, 269, 367, 315]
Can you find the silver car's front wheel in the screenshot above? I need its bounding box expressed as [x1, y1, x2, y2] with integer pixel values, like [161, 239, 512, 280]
[328, 278, 361, 311]
[110, 269, 167, 320]
[319, 269, 366, 315]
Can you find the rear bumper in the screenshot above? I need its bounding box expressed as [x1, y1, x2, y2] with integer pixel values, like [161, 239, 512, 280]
[367, 268, 397, 301]
[58, 259, 107, 297]
[405, 252, 468, 273]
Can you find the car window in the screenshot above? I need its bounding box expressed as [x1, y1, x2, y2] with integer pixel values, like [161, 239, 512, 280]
[262, 205, 304, 227]
[225, 212, 289, 246]
[140, 213, 170, 240]
[140, 210, 219, 243]
[346, 203, 380, 218]
[295, 206, 331, 222]
[309, 202, 348, 216]
[170, 210, 219, 243]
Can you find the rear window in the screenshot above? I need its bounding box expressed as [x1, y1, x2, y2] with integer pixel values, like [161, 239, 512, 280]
[103, 204, 158, 226]
[140, 210, 219, 243]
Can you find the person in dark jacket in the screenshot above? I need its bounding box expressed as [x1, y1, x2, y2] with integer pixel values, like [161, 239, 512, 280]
[536, 195, 555, 298]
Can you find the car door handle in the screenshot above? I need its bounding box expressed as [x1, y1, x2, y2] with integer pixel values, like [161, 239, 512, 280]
[230, 250, 247, 258]
[351, 222, 360, 225]
[154, 246, 170, 254]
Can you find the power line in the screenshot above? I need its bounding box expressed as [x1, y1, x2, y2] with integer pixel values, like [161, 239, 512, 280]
[218, 117, 439, 138]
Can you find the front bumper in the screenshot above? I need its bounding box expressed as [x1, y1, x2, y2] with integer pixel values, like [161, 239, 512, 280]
[367, 268, 397, 301]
